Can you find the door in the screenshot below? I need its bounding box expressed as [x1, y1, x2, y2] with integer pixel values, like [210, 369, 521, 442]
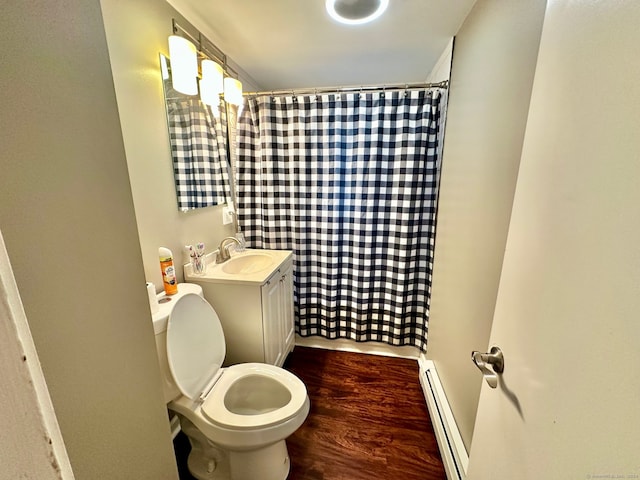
[467, 1, 640, 478]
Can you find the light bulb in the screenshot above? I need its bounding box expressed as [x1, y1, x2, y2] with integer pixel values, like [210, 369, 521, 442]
[200, 60, 224, 106]
[168, 35, 197, 95]
[224, 77, 243, 106]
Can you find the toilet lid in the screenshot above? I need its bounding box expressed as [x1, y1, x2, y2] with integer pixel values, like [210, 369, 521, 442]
[166, 293, 226, 400]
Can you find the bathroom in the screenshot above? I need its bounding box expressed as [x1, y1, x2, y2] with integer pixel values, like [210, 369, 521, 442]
[1, 0, 639, 479]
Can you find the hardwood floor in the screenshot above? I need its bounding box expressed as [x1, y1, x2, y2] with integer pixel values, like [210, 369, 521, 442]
[174, 347, 446, 480]
[284, 347, 446, 480]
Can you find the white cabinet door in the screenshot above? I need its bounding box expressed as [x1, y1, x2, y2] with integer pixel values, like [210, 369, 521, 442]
[261, 272, 283, 366]
[261, 261, 295, 367]
[280, 265, 295, 355]
[467, 1, 640, 478]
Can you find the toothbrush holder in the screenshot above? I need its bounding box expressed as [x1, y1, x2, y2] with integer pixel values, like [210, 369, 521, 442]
[191, 255, 207, 275]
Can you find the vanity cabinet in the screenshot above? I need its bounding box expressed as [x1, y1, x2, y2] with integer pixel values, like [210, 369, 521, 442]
[185, 250, 294, 367]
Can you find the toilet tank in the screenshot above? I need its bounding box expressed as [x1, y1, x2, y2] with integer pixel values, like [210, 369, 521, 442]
[151, 283, 203, 403]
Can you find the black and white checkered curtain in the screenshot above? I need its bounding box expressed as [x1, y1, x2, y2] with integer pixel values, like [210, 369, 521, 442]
[167, 98, 230, 210]
[236, 90, 443, 350]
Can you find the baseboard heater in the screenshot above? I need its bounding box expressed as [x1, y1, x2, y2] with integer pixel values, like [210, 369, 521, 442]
[419, 359, 468, 480]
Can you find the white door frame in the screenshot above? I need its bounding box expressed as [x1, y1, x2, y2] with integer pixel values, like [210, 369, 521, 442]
[0, 230, 75, 479]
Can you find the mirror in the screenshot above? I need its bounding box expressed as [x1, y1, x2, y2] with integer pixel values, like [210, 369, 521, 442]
[160, 54, 231, 211]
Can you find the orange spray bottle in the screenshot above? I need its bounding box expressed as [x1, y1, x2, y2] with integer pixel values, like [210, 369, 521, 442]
[159, 247, 178, 295]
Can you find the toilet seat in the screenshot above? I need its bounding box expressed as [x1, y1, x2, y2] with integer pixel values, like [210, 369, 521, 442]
[166, 291, 308, 433]
[166, 293, 226, 401]
[201, 363, 308, 430]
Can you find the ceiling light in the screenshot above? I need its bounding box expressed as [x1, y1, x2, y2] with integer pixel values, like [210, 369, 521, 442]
[168, 35, 198, 95]
[326, 0, 389, 25]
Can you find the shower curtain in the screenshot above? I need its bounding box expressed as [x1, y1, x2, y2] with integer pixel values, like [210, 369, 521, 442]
[235, 89, 444, 350]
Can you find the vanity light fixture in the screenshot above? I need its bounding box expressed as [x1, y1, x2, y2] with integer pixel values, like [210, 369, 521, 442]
[200, 59, 224, 106]
[224, 77, 243, 107]
[168, 35, 198, 95]
[169, 20, 245, 106]
[325, 0, 389, 25]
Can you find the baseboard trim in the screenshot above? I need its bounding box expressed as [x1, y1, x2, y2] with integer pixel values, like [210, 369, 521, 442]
[294, 334, 420, 359]
[419, 358, 468, 480]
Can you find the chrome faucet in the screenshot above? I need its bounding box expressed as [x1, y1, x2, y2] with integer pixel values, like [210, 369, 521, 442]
[215, 236, 241, 263]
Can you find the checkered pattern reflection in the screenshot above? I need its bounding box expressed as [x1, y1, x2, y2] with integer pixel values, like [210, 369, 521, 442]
[236, 90, 443, 350]
[167, 98, 230, 210]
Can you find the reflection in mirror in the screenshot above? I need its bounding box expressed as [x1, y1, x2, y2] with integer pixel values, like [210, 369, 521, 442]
[160, 54, 231, 211]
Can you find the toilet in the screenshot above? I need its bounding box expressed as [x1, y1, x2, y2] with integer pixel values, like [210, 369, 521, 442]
[152, 283, 310, 480]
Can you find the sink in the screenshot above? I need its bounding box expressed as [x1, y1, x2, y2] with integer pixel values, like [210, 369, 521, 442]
[184, 248, 292, 285]
[221, 253, 274, 274]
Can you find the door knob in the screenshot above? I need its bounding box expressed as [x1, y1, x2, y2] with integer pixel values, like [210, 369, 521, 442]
[471, 346, 504, 389]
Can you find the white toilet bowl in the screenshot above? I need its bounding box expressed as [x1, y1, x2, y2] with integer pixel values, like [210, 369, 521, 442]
[152, 283, 309, 480]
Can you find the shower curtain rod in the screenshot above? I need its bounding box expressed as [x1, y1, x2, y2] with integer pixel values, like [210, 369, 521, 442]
[244, 80, 448, 97]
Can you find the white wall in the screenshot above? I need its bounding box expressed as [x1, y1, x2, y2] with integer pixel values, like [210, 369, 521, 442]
[426, 0, 547, 450]
[0, 0, 179, 478]
[100, 0, 239, 292]
[425, 39, 453, 84]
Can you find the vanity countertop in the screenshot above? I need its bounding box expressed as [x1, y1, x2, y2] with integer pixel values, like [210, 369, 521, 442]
[183, 248, 292, 285]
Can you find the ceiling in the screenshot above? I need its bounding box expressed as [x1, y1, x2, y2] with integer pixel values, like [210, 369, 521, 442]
[167, 0, 476, 92]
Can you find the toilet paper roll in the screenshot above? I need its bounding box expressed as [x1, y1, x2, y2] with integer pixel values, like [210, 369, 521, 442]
[146, 282, 160, 314]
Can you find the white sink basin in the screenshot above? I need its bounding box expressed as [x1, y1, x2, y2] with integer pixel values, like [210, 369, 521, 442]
[221, 253, 274, 274]
[184, 249, 292, 285]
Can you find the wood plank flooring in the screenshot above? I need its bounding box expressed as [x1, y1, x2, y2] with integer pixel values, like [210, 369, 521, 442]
[284, 347, 446, 480]
[174, 347, 446, 480]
